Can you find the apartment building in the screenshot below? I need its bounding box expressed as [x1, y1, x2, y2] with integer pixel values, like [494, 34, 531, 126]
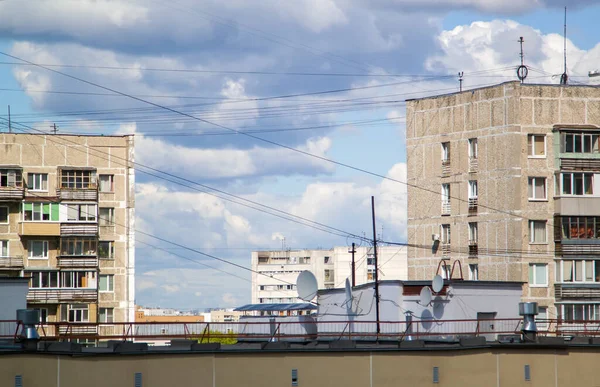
[251, 246, 407, 304]
[406, 80, 600, 319]
[0, 133, 135, 330]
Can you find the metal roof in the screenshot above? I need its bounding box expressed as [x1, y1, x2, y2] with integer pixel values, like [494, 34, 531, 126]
[234, 303, 317, 312]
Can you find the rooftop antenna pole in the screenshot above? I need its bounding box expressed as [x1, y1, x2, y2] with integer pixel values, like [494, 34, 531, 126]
[7, 105, 11, 133]
[350, 242, 356, 287]
[371, 196, 381, 335]
[516, 37, 528, 83]
[458, 72, 464, 92]
[52, 123, 58, 135]
[560, 6, 568, 85]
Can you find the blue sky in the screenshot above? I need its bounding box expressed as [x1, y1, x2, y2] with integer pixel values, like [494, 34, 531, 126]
[1, 0, 599, 309]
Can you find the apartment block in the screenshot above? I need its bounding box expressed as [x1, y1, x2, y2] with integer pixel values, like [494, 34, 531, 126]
[0, 133, 135, 331]
[406, 80, 600, 319]
[251, 246, 407, 304]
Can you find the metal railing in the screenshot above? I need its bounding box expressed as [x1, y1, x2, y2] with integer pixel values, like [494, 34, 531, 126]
[468, 197, 478, 214]
[469, 157, 478, 173]
[441, 202, 451, 215]
[441, 160, 451, 176]
[27, 289, 98, 303]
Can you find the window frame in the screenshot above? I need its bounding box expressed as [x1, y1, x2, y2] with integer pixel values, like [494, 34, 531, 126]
[28, 240, 49, 260]
[27, 173, 48, 192]
[99, 174, 115, 193]
[60, 238, 97, 257]
[99, 307, 114, 323]
[528, 177, 548, 201]
[0, 206, 7, 224]
[560, 172, 594, 196]
[468, 180, 478, 199]
[35, 308, 49, 324]
[468, 138, 478, 159]
[528, 134, 546, 158]
[528, 263, 548, 287]
[22, 202, 59, 222]
[98, 241, 115, 259]
[99, 208, 115, 226]
[60, 170, 96, 190]
[529, 220, 547, 244]
[468, 264, 479, 281]
[468, 222, 478, 244]
[441, 224, 451, 244]
[441, 142, 450, 162]
[0, 240, 8, 257]
[0, 169, 22, 188]
[99, 274, 114, 292]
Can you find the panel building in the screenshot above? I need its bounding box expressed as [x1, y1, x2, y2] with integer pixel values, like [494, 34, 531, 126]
[0, 133, 135, 331]
[406, 81, 600, 320]
[251, 246, 407, 304]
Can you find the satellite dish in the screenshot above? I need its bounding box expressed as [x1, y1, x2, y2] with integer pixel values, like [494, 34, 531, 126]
[419, 286, 432, 306]
[432, 275, 444, 293]
[297, 271, 318, 301]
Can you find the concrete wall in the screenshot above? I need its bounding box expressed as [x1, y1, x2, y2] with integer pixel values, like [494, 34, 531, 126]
[3, 348, 600, 387]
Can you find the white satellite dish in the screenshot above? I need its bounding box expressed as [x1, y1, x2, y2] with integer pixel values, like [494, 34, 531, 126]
[419, 286, 432, 306]
[297, 271, 318, 301]
[432, 275, 444, 293]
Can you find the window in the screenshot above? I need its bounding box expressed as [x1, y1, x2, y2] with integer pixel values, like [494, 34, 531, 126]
[99, 274, 114, 292]
[528, 177, 547, 200]
[441, 224, 451, 244]
[60, 238, 97, 256]
[324, 256, 330, 264]
[367, 268, 375, 281]
[561, 217, 600, 239]
[60, 271, 96, 288]
[469, 264, 478, 281]
[468, 181, 478, 199]
[0, 206, 7, 223]
[28, 241, 49, 259]
[99, 307, 114, 323]
[66, 304, 89, 322]
[529, 221, 547, 244]
[468, 138, 478, 159]
[98, 241, 114, 259]
[563, 132, 600, 154]
[528, 264, 548, 286]
[367, 257, 375, 265]
[35, 308, 48, 324]
[441, 184, 450, 214]
[560, 172, 594, 196]
[441, 142, 450, 162]
[0, 169, 22, 188]
[559, 260, 600, 283]
[558, 304, 600, 322]
[99, 175, 114, 193]
[0, 240, 8, 257]
[23, 203, 59, 221]
[441, 264, 451, 280]
[29, 272, 59, 288]
[99, 208, 115, 226]
[60, 170, 96, 189]
[65, 203, 97, 222]
[324, 269, 333, 282]
[27, 173, 48, 191]
[468, 222, 478, 244]
[259, 285, 265, 291]
[528, 134, 546, 157]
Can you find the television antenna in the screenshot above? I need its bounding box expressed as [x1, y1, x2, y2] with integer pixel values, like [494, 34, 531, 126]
[296, 271, 318, 301]
[516, 37, 528, 83]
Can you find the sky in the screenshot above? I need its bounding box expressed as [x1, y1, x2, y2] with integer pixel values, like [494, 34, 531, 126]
[1, 0, 600, 310]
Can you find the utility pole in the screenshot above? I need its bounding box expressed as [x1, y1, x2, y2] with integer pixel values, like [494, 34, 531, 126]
[350, 242, 356, 287]
[7, 105, 11, 133]
[52, 123, 58, 135]
[371, 196, 380, 335]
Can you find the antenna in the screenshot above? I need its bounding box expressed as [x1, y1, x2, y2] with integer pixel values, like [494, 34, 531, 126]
[458, 72, 464, 92]
[560, 6, 568, 85]
[516, 37, 528, 83]
[432, 275, 444, 293]
[419, 286, 432, 306]
[296, 271, 318, 301]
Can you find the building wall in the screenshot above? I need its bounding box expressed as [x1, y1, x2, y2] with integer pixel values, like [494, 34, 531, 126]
[251, 247, 408, 304]
[0, 133, 135, 323]
[3, 348, 600, 387]
[406, 82, 600, 315]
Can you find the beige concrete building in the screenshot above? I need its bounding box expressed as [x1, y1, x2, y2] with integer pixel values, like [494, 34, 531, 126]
[0, 133, 135, 330]
[251, 246, 407, 304]
[406, 81, 600, 320]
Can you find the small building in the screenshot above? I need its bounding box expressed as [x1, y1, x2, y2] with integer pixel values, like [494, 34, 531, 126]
[0, 277, 29, 340]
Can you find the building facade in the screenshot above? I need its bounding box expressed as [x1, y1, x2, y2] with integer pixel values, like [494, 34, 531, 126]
[0, 133, 135, 328]
[406, 81, 600, 320]
[251, 246, 408, 304]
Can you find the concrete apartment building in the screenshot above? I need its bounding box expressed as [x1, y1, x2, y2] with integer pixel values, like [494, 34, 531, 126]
[0, 133, 135, 330]
[251, 246, 407, 304]
[406, 80, 600, 320]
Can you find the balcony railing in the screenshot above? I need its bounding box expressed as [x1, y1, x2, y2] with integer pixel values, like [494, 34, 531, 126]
[555, 242, 600, 257]
[0, 255, 24, 269]
[468, 197, 478, 214]
[441, 160, 451, 176]
[469, 157, 478, 173]
[468, 243, 478, 258]
[0, 187, 24, 201]
[56, 188, 98, 201]
[441, 202, 451, 216]
[18, 222, 61, 236]
[60, 223, 99, 236]
[441, 243, 451, 258]
[57, 256, 99, 268]
[555, 284, 600, 300]
[27, 288, 97, 303]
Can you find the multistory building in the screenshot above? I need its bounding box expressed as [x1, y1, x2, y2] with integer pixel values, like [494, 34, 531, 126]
[251, 246, 407, 304]
[0, 133, 135, 331]
[406, 81, 600, 320]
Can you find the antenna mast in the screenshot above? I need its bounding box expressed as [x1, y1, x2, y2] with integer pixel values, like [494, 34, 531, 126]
[560, 6, 568, 85]
[516, 37, 528, 83]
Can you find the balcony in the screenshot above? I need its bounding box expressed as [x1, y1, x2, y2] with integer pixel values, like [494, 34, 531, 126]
[560, 158, 600, 171]
[0, 187, 24, 201]
[468, 157, 478, 173]
[468, 242, 478, 258]
[441, 160, 451, 177]
[555, 241, 600, 257]
[56, 188, 98, 201]
[19, 222, 60, 236]
[0, 255, 24, 269]
[468, 197, 478, 215]
[60, 223, 98, 236]
[57, 256, 99, 268]
[441, 202, 451, 216]
[554, 197, 600, 216]
[555, 283, 600, 300]
[27, 288, 97, 304]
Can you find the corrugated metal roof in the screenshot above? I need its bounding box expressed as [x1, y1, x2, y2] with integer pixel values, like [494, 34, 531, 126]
[234, 303, 317, 312]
